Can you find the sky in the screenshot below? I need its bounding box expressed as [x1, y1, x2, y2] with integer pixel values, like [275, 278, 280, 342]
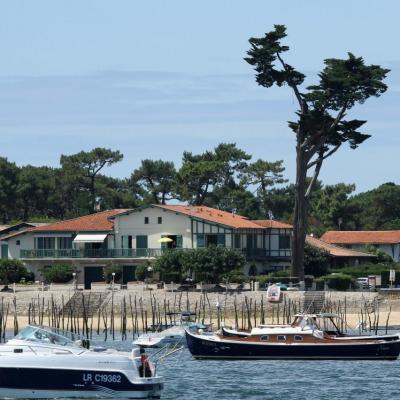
[0, 0, 399, 193]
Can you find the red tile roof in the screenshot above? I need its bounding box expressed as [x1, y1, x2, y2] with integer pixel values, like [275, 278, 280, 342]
[154, 205, 264, 229]
[252, 220, 292, 229]
[2, 209, 129, 239]
[321, 230, 400, 245]
[306, 236, 376, 258]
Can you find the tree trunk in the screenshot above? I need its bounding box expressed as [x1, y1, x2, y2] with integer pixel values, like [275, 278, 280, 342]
[291, 147, 308, 281]
[90, 176, 96, 212]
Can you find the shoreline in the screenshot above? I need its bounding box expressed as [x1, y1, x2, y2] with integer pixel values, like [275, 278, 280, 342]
[0, 289, 398, 333]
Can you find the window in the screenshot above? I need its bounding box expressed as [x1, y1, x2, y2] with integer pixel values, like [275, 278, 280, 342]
[58, 237, 72, 249]
[144, 217, 149, 224]
[234, 233, 241, 248]
[279, 235, 291, 249]
[16, 240, 20, 246]
[35, 237, 55, 250]
[158, 217, 162, 224]
[277, 335, 286, 341]
[197, 234, 205, 248]
[260, 335, 269, 341]
[294, 335, 303, 341]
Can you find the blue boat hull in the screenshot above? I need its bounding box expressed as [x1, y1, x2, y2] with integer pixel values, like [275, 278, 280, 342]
[0, 367, 163, 399]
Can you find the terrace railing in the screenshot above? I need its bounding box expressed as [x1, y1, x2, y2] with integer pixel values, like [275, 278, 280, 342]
[20, 248, 164, 259]
[20, 247, 291, 259]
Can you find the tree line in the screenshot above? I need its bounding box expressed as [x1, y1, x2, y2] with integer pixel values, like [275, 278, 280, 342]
[1, 144, 399, 234]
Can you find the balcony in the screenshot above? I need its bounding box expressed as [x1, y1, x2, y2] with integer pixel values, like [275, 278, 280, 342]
[242, 248, 291, 259]
[20, 248, 164, 259]
[20, 247, 291, 260]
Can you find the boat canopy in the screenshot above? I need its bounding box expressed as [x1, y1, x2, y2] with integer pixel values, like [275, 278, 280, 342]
[13, 325, 82, 347]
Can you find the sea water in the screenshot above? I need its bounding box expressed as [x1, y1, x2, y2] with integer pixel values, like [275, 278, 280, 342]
[95, 338, 400, 400]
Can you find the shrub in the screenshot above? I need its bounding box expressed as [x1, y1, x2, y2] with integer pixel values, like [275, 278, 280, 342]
[39, 264, 74, 283]
[135, 264, 148, 281]
[304, 243, 330, 277]
[330, 263, 399, 279]
[103, 263, 122, 283]
[154, 250, 188, 282]
[188, 247, 246, 283]
[0, 259, 30, 286]
[319, 273, 353, 291]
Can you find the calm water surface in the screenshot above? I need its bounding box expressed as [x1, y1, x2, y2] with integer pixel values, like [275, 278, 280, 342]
[97, 338, 400, 400]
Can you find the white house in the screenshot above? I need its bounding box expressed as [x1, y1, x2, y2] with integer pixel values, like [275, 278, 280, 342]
[321, 231, 400, 261]
[2, 205, 293, 288]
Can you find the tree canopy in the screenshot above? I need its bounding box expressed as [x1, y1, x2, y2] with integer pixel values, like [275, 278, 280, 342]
[245, 24, 389, 279]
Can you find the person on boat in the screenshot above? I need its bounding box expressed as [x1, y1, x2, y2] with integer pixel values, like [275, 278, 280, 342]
[139, 348, 152, 377]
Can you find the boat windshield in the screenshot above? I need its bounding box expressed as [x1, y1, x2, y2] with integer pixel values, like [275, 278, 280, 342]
[14, 325, 80, 347]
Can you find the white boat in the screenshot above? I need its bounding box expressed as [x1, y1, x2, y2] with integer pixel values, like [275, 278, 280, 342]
[0, 325, 163, 399]
[266, 283, 281, 302]
[134, 312, 209, 348]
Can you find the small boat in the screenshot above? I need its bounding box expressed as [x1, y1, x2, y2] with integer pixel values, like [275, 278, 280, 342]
[266, 284, 281, 302]
[0, 325, 163, 399]
[186, 314, 400, 360]
[134, 311, 209, 348]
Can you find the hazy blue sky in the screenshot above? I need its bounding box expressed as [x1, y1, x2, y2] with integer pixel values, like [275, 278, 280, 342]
[1, 0, 399, 192]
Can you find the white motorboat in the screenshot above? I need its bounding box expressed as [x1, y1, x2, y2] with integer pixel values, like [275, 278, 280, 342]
[0, 325, 163, 399]
[134, 312, 209, 348]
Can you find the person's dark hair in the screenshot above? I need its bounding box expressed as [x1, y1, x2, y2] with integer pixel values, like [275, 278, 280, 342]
[140, 347, 145, 354]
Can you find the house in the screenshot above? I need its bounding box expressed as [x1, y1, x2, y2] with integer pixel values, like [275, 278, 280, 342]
[321, 231, 400, 262]
[0, 222, 49, 260]
[306, 235, 376, 267]
[2, 205, 293, 288]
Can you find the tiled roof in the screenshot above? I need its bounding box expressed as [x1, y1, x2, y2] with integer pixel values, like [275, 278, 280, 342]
[306, 236, 376, 258]
[252, 220, 293, 229]
[321, 230, 400, 245]
[2, 209, 129, 239]
[154, 205, 264, 229]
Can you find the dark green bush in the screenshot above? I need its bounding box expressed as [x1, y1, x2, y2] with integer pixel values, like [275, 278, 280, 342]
[330, 263, 399, 279]
[319, 273, 353, 291]
[39, 264, 74, 283]
[135, 264, 149, 281]
[103, 264, 122, 283]
[304, 243, 330, 277]
[0, 259, 30, 285]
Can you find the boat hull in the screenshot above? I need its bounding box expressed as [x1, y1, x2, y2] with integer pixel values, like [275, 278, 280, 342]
[186, 331, 400, 360]
[0, 367, 163, 399]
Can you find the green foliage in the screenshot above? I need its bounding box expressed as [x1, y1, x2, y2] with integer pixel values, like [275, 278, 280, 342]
[188, 246, 246, 283]
[366, 246, 393, 263]
[0, 157, 19, 223]
[177, 143, 251, 206]
[135, 264, 149, 281]
[245, 24, 389, 279]
[103, 263, 122, 283]
[349, 183, 400, 230]
[223, 269, 248, 283]
[39, 264, 74, 283]
[60, 147, 123, 213]
[154, 250, 188, 282]
[310, 183, 357, 230]
[317, 273, 353, 291]
[240, 159, 287, 217]
[304, 243, 330, 277]
[0, 259, 30, 285]
[131, 159, 177, 204]
[330, 263, 397, 278]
